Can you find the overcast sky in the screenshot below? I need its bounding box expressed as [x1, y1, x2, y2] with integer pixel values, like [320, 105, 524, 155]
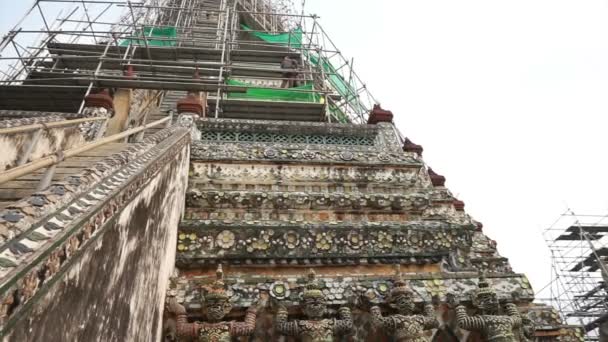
[304, 0, 608, 292]
[2, 0, 608, 293]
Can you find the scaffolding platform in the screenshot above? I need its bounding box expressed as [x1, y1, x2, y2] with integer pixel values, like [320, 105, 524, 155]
[46, 42, 223, 62]
[538, 211, 608, 340]
[38, 58, 223, 77]
[230, 49, 301, 63]
[23, 72, 241, 92]
[0, 0, 378, 123]
[212, 99, 325, 121]
[0, 85, 87, 112]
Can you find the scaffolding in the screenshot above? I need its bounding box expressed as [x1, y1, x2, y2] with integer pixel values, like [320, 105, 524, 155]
[0, 0, 378, 123]
[538, 210, 608, 340]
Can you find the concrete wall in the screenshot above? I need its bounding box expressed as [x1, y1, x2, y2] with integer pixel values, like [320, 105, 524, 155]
[4, 143, 189, 342]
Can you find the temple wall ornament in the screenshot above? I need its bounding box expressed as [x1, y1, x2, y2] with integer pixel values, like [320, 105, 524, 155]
[176, 221, 473, 263]
[186, 189, 433, 211]
[190, 162, 425, 186]
[274, 269, 353, 341]
[167, 265, 267, 342]
[170, 274, 534, 311]
[448, 276, 529, 342]
[361, 272, 439, 342]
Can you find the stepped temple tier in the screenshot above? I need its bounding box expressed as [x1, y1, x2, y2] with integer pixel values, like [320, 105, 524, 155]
[0, 0, 583, 341]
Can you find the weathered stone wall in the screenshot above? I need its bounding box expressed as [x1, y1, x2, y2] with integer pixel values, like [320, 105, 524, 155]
[0, 117, 86, 171]
[1, 130, 190, 341]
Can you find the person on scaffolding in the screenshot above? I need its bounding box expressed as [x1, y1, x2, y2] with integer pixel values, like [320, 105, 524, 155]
[280, 56, 298, 88]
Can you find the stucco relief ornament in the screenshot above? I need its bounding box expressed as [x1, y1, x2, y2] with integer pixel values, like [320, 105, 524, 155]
[264, 148, 279, 159]
[270, 281, 291, 300]
[361, 273, 439, 342]
[314, 232, 334, 251]
[448, 276, 523, 342]
[215, 230, 235, 249]
[284, 230, 300, 249]
[168, 265, 266, 342]
[376, 231, 394, 250]
[274, 269, 353, 341]
[378, 153, 391, 162]
[346, 231, 364, 250]
[302, 150, 316, 159]
[339, 151, 355, 161]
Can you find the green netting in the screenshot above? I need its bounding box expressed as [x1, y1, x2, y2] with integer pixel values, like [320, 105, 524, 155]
[241, 25, 302, 48]
[227, 79, 322, 103]
[308, 53, 365, 114]
[237, 25, 365, 120]
[120, 26, 178, 47]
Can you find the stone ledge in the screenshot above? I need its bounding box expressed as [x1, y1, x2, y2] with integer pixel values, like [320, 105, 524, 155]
[198, 118, 382, 137]
[176, 220, 473, 265]
[191, 141, 422, 166]
[185, 189, 441, 212]
[168, 272, 534, 309]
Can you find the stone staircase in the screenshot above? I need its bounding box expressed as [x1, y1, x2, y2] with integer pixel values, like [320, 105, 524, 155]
[0, 143, 127, 209]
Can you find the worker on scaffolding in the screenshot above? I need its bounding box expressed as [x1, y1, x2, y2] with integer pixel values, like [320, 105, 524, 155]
[280, 56, 298, 88]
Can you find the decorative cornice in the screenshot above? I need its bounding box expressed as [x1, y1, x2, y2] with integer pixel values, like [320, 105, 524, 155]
[403, 138, 423, 156]
[198, 118, 381, 137]
[191, 142, 421, 165]
[190, 162, 428, 187]
[176, 220, 474, 265]
[427, 168, 446, 187]
[186, 189, 434, 212]
[367, 104, 394, 124]
[169, 274, 534, 309]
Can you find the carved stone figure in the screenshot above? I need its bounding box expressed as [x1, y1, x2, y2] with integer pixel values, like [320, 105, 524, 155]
[519, 314, 536, 342]
[168, 265, 266, 342]
[362, 276, 438, 341]
[177, 112, 201, 140]
[274, 269, 353, 341]
[449, 276, 522, 342]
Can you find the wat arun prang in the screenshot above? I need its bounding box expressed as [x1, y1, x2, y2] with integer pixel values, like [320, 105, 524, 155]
[164, 106, 580, 341]
[0, 0, 583, 341]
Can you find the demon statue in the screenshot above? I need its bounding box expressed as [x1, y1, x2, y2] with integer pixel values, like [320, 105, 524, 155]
[167, 264, 267, 342]
[448, 276, 523, 342]
[274, 269, 353, 341]
[362, 276, 439, 341]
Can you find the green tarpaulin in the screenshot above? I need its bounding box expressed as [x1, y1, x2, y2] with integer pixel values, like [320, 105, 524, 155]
[120, 26, 177, 47]
[241, 24, 302, 48]
[237, 25, 366, 122]
[241, 25, 362, 115]
[227, 79, 322, 103]
[309, 53, 365, 114]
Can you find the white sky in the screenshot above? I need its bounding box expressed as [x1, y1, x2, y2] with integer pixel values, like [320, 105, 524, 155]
[305, 0, 608, 292]
[2, 0, 608, 293]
